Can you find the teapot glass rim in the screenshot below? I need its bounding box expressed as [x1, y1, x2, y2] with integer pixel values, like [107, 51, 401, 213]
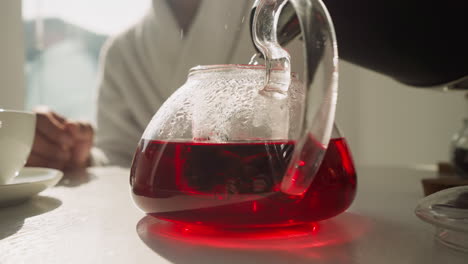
[189, 64, 298, 78]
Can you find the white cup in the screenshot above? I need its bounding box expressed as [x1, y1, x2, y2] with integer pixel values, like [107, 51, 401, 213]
[0, 109, 36, 184]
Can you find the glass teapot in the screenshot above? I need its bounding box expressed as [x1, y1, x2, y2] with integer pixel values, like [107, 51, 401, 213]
[130, 0, 356, 228]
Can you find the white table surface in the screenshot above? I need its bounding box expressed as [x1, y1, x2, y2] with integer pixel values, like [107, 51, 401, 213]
[1, 165, 467, 264]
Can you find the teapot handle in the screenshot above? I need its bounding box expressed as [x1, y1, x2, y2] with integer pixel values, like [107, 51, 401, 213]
[252, 0, 339, 195]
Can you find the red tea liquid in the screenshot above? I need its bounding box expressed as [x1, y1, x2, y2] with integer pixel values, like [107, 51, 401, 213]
[130, 138, 356, 228]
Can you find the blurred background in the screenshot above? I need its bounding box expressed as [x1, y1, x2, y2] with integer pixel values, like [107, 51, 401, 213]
[0, 0, 465, 167]
[21, 0, 152, 123]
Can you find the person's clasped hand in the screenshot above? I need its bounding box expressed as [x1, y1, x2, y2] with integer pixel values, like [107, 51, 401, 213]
[26, 108, 94, 171]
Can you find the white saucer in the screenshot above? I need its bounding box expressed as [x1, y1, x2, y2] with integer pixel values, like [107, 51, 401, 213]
[0, 167, 63, 207]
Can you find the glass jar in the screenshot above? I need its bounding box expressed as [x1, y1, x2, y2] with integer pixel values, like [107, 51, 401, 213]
[130, 65, 357, 228]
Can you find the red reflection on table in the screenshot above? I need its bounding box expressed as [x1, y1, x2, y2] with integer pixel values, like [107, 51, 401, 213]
[137, 212, 371, 250]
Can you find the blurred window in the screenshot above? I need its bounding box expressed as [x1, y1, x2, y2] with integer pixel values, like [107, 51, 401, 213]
[22, 0, 151, 122]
